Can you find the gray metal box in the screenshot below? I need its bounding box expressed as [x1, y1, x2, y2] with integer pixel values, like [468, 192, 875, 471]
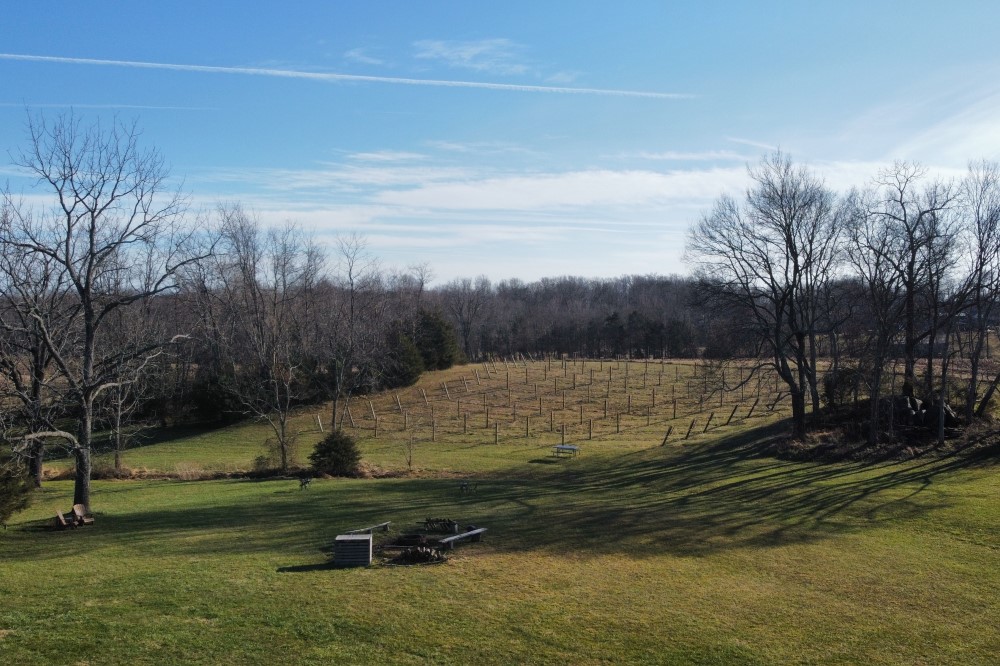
[334, 533, 372, 567]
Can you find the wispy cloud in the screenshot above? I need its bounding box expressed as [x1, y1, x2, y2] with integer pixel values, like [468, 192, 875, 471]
[180, 164, 756, 283]
[890, 90, 1000, 165]
[545, 71, 580, 85]
[413, 38, 528, 76]
[0, 53, 692, 99]
[725, 136, 780, 152]
[346, 150, 425, 162]
[632, 150, 750, 162]
[373, 168, 748, 211]
[343, 48, 384, 66]
[425, 139, 538, 156]
[194, 163, 478, 192]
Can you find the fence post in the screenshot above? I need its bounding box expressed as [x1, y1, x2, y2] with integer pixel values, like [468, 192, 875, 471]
[661, 425, 673, 445]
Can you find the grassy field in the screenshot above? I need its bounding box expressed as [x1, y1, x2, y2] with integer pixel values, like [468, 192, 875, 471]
[4, 360, 1000, 664]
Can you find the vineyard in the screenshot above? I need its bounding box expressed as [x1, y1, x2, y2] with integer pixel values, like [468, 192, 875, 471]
[341, 357, 788, 454]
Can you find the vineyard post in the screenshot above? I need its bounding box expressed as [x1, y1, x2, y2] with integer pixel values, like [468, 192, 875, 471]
[661, 425, 673, 445]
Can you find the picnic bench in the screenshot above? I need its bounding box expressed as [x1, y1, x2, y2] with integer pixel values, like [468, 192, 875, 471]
[552, 444, 579, 457]
[425, 517, 459, 533]
[437, 527, 487, 550]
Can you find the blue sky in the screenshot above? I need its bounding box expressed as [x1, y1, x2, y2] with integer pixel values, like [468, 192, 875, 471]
[3, 2, 1000, 283]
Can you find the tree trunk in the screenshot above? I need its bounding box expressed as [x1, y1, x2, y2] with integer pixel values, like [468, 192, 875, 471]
[74, 409, 93, 508]
[807, 330, 822, 414]
[113, 408, 123, 473]
[791, 390, 807, 438]
[938, 334, 951, 447]
[29, 441, 44, 488]
[279, 418, 289, 472]
[868, 362, 884, 447]
[975, 370, 1000, 418]
[966, 315, 989, 422]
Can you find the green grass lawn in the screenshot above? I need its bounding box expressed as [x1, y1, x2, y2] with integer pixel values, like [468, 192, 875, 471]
[4, 362, 1000, 664]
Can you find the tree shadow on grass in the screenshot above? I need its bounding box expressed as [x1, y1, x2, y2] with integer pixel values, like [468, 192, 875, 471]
[5, 422, 995, 563]
[493, 421, 992, 557]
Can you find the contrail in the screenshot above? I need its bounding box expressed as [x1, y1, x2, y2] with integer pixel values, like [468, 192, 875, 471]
[0, 53, 693, 100]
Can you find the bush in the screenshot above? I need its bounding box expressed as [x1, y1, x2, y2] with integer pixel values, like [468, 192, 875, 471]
[416, 310, 463, 370]
[383, 330, 425, 389]
[309, 430, 361, 477]
[0, 453, 34, 528]
[823, 366, 865, 409]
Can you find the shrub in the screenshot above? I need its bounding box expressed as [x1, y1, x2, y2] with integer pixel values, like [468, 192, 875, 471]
[823, 366, 865, 409]
[383, 330, 425, 388]
[416, 310, 463, 370]
[0, 453, 34, 528]
[309, 430, 361, 477]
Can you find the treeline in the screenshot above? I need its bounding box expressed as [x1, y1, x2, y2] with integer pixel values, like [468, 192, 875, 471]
[432, 274, 709, 360]
[688, 152, 1000, 445]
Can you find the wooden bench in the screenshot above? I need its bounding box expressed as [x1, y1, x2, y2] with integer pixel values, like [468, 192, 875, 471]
[552, 445, 579, 457]
[54, 510, 75, 529]
[346, 521, 391, 535]
[72, 504, 94, 526]
[437, 527, 487, 550]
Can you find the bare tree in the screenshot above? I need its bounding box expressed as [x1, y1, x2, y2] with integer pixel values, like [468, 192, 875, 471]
[959, 161, 1000, 419]
[687, 152, 841, 438]
[0, 217, 73, 486]
[845, 190, 908, 445]
[441, 275, 492, 360]
[864, 163, 957, 397]
[0, 112, 205, 508]
[317, 234, 388, 430]
[192, 205, 322, 472]
[95, 293, 168, 473]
